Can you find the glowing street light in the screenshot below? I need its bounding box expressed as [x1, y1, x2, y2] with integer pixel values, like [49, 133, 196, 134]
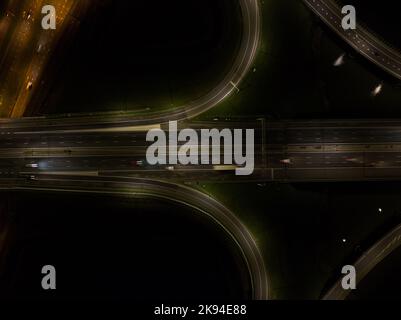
[372, 83, 383, 97]
[333, 53, 346, 67]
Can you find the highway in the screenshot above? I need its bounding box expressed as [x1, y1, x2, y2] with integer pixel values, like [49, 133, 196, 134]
[10, 0, 86, 118]
[0, 174, 270, 300]
[3, 0, 401, 300]
[0, 0, 86, 118]
[267, 119, 401, 182]
[303, 0, 401, 80]
[322, 223, 401, 300]
[0, 0, 260, 123]
[1, 119, 401, 183]
[3, 118, 401, 300]
[0, 0, 263, 301]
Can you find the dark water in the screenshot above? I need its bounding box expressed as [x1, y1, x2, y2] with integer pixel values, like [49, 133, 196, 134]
[0, 193, 250, 300]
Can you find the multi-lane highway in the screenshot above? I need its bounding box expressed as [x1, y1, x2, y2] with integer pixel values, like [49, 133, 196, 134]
[3, 118, 401, 300]
[2, 117, 401, 301]
[0, 0, 260, 122]
[267, 119, 401, 182]
[10, 0, 87, 118]
[0, 0, 85, 117]
[323, 223, 401, 300]
[0, 119, 271, 300]
[1, 119, 401, 183]
[303, 0, 401, 80]
[0, 0, 266, 301]
[2, 0, 401, 301]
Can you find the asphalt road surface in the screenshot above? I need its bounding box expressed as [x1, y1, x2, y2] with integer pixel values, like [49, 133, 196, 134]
[303, 0, 401, 80]
[0, 0, 260, 122]
[1, 119, 401, 182]
[323, 223, 401, 300]
[0, 0, 83, 117]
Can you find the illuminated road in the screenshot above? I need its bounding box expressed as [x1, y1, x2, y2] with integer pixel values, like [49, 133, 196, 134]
[0, 174, 270, 300]
[0, 0, 260, 123]
[1, 119, 401, 182]
[267, 120, 401, 182]
[3, 115, 401, 182]
[10, 0, 84, 118]
[0, 2, 265, 292]
[323, 223, 401, 300]
[303, 0, 401, 80]
[2, 119, 401, 300]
